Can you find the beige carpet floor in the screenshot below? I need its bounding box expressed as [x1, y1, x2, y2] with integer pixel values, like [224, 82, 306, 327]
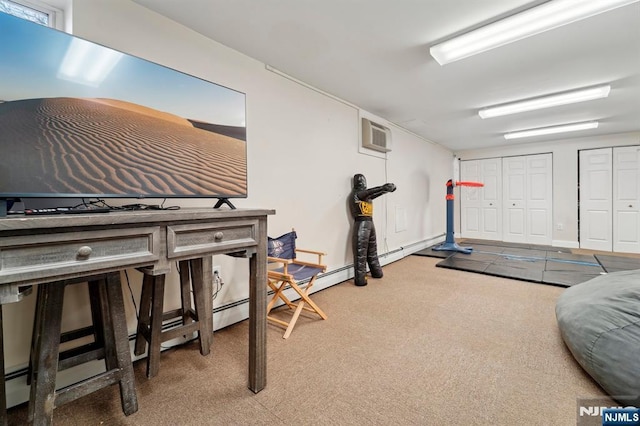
[6, 255, 610, 425]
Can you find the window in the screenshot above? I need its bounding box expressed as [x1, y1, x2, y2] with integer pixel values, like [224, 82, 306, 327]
[0, 0, 63, 29]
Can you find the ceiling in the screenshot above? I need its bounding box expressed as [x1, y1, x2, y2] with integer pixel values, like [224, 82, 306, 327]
[132, 0, 640, 152]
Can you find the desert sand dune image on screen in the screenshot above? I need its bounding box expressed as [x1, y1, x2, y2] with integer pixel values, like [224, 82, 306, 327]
[0, 97, 247, 197]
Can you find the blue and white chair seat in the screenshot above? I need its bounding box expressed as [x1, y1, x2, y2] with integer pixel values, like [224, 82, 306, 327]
[267, 230, 328, 339]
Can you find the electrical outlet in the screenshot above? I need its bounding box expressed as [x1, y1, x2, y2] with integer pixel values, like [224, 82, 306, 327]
[211, 265, 224, 301]
[556, 223, 564, 230]
[212, 265, 224, 287]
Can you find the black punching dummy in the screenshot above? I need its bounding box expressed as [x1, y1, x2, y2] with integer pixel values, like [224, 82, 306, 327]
[349, 174, 396, 286]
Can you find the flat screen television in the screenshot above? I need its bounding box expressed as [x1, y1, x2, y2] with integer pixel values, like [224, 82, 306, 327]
[0, 12, 247, 214]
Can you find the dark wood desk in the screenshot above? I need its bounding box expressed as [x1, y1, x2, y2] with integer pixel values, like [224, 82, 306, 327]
[0, 208, 274, 424]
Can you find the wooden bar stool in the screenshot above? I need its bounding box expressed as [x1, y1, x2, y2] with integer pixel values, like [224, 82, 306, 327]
[1, 285, 32, 426]
[134, 258, 211, 378]
[27, 279, 106, 386]
[1, 305, 5, 426]
[27, 272, 138, 425]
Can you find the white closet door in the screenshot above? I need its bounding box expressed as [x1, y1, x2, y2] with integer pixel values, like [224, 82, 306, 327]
[613, 146, 640, 253]
[579, 148, 613, 251]
[460, 158, 502, 240]
[461, 160, 482, 238]
[503, 154, 552, 245]
[526, 154, 553, 245]
[480, 158, 502, 240]
[503, 156, 527, 243]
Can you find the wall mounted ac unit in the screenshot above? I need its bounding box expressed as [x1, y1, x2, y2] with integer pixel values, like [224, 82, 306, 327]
[361, 118, 391, 152]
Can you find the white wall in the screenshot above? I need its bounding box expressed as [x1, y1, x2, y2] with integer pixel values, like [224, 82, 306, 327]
[455, 132, 640, 247]
[3, 0, 452, 406]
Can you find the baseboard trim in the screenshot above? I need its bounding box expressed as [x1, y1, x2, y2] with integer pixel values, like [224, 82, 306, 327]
[552, 240, 579, 249]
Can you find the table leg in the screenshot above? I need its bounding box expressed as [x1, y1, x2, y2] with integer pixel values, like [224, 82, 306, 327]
[200, 256, 214, 351]
[248, 218, 267, 393]
[104, 273, 138, 416]
[189, 258, 211, 355]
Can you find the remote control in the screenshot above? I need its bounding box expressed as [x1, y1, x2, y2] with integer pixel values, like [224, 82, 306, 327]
[24, 207, 111, 215]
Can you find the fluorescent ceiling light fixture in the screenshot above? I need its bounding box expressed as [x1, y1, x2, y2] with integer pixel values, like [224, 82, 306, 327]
[430, 0, 640, 65]
[504, 121, 599, 139]
[479, 85, 611, 119]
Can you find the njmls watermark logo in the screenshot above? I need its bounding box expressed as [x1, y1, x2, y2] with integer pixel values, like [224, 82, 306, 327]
[577, 397, 640, 426]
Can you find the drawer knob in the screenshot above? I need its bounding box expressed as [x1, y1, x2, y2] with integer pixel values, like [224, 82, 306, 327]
[214, 232, 224, 241]
[77, 246, 93, 259]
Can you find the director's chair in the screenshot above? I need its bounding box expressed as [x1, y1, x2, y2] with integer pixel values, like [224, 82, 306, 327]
[267, 229, 327, 339]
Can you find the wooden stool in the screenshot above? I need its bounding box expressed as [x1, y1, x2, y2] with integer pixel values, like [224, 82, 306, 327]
[1, 285, 32, 426]
[27, 279, 106, 386]
[28, 272, 137, 424]
[1, 305, 5, 426]
[134, 258, 210, 378]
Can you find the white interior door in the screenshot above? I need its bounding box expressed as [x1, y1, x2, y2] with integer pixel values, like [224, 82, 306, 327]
[579, 148, 613, 251]
[613, 146, 640, 253]
[503, 154, 552, 245]
[460, 158, 502, 240]
[526, 154, 553, 245]
[480, 158, 502, 241]
[503, 156, 527, 243]
[461, 160, 482, 238]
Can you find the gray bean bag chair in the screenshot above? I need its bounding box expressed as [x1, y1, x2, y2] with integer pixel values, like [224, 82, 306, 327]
[556, 269, 640, 405]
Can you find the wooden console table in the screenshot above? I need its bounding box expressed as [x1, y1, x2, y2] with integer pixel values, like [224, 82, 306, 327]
[0, 208, 274, 423]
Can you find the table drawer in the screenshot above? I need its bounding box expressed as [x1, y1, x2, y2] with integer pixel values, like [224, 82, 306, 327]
[167, 219, 258, 258]
[0, 227, 160, 285]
